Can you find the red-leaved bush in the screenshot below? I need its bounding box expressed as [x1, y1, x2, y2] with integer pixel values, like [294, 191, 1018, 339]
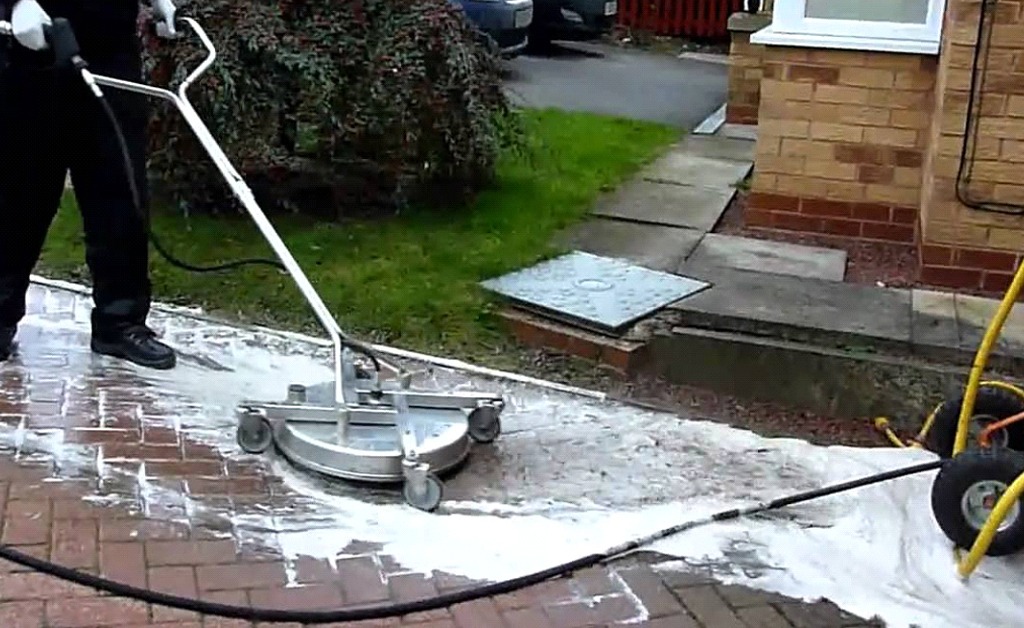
[139, 0, 521, 219]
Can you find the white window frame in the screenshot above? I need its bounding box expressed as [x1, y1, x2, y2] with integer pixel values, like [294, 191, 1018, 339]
[750, 0, 948, 55]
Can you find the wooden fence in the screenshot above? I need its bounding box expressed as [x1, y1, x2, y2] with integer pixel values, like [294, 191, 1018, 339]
[617, 0, 748, 39]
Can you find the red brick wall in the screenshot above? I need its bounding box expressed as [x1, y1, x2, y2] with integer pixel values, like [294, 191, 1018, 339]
[744, 46, 937, 244]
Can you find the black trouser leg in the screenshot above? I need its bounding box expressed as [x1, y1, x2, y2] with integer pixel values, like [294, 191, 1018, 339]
[67, 48, 176, 370]
[0, 64, 71, 332]
[66, 50, 152, 339]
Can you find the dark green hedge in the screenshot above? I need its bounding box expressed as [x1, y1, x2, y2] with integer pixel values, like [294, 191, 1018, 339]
[139, 0, 521, 219]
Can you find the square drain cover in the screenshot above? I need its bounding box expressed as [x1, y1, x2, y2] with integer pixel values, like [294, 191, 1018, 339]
[480, 251, 710, 334]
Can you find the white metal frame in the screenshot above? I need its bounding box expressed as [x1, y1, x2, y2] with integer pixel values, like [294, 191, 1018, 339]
[751, 0, 948, 55]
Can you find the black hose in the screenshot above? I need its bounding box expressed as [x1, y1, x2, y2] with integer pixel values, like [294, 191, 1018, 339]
[0, 458, 945, 624]
[955, 0, 1024, 215]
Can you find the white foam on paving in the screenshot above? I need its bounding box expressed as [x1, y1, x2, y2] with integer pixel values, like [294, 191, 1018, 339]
[7, 279, 1024, 628]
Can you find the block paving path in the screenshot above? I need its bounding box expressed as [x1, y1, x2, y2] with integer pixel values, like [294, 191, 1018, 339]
[0, 280, 881, 627]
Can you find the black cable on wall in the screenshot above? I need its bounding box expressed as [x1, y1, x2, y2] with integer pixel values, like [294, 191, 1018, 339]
[955, 0, 1024, 215]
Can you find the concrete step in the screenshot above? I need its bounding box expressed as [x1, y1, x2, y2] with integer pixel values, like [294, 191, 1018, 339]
[671, 262, 1024, 373]
[497, 258, 1024, 423]
[685, 232, 848, 282]
[644, 324, 976, 422]
[498, 301, 1002, 423]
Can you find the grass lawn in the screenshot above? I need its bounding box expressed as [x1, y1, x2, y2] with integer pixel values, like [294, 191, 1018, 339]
[37, 107, 680, 366]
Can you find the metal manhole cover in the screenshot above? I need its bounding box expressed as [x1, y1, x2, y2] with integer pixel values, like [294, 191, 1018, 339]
[480, 251, 710, 334]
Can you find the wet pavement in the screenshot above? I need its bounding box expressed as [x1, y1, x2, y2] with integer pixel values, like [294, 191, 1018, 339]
[0, 278, 886, 626]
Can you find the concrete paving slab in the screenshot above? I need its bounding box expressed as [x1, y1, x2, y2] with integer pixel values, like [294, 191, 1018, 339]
[685, 233, 847, 281]
[553, 218, 704, 273]
[956, 293, 1024, 357]
[720, 123, 758, 142]
[676, 134, 756, 163]
[911, 289, 959, 353]
[642, 151, 752, 189]
[670, 263, 913, 346]
[590, 178, 736, 232]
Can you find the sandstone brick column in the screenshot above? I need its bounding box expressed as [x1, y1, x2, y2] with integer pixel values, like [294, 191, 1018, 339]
[917, 0, 1024, 291]
[726, 12, 771, 125]
[744, 47, 937, 244]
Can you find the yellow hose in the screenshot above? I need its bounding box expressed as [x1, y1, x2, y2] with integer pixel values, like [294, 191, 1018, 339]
[975, 380, 1024, 401]
[873, 405, 941, 449]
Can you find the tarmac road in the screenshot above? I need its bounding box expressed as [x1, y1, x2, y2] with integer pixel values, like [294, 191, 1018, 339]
[503, 41, 728, 130]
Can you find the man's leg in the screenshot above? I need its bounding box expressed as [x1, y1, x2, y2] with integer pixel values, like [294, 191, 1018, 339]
[67, 48, 175, 370]
[0, 63, 71, 361]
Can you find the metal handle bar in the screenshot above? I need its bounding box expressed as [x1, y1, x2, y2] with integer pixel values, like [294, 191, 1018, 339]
[0, 18, 404, 403]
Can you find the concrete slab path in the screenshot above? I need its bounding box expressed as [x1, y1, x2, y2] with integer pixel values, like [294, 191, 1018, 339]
[590, 178, 737, 232]
[686, 233, 848, 282]
[543, 121, 852, 288]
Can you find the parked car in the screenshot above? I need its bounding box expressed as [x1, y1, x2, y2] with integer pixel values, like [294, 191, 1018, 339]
[451, 0, 535, 58]
[527, 0, 617, 49]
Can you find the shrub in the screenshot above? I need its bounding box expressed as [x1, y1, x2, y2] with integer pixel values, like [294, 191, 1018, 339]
[139, 0, 522, 219]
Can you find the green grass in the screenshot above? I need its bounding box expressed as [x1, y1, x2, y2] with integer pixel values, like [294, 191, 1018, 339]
[37, 108, 679, 364]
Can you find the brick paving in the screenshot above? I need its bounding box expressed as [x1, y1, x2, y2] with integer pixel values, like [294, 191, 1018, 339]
[0, 279, 885, 627]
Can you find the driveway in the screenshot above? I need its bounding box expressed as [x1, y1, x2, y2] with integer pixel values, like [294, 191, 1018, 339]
[3, 278, 1022, 628]
[504, 42, 728, 130]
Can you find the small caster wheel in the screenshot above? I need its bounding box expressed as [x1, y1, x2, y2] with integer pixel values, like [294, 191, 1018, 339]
[931, 447, 1024, 556]
[237, 413, 273, 454]
[468, 405, 501, 444]
[403, 473, 444, 512]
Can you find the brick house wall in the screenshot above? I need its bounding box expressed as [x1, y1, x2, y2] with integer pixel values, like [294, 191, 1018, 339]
[916, 0, 1024, 291]
[727, 13, 771, 124]
[745, 47, 937, 244]
[731, 0, 1024, 294]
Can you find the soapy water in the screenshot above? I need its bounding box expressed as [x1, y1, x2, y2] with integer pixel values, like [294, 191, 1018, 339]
[6, 278, 1024, 628]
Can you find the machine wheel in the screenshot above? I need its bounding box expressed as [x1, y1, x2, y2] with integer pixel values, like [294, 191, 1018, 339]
[931, 447, 1024, 556]
[926, 386, 1024, 458]
[403, 474, 444, 513]
[237, 413, 274, 454]
[467, 405, 502, 444]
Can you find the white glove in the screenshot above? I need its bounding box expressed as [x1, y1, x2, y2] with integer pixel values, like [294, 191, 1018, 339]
[10, 0, 52, 51]
[149, 0, 177, 37]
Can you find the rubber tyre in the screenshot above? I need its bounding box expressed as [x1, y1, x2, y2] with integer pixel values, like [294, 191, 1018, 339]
[467, 406, 501, 444]
[403, 474, 444, 513]
[931, 447, 1024, 556]
[926, 386, 1024, 458]
[525, 25, 552, 53]
[237, 415, 273, 454]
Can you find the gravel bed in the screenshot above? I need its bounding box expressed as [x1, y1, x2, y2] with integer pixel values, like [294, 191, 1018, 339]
[508, 349, 906, 450]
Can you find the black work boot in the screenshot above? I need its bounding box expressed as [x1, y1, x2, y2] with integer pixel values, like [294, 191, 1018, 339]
[0, 326, 14, 362]
[91, 324, 177, 370]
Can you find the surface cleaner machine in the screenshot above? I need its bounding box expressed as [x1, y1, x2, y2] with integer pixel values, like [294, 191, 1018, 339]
[11, 17, 507, 512]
